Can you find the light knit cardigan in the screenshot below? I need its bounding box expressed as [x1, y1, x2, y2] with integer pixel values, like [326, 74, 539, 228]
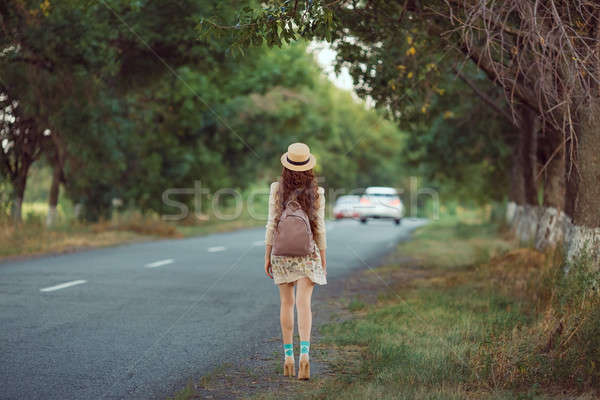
[264, 181, 327, 251]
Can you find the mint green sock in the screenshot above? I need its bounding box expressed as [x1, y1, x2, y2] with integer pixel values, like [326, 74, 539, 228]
[284, 343, 294, 359]
[300, 341, 310, 358]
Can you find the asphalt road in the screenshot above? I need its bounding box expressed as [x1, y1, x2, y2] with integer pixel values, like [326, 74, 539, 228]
[0, 218, 425, 400]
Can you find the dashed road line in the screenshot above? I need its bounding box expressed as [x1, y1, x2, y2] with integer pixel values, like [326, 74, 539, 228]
[40, 280, 87, 292]
[145, 259, 174, 268]
[207, 246, 226, 253]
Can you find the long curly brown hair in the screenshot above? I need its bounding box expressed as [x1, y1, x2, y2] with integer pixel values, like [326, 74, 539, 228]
[273, 167, 321, 246]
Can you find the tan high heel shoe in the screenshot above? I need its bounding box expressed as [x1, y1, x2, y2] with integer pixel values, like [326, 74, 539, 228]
[283, 358, 295, 377]
[298, 357, 310, 380]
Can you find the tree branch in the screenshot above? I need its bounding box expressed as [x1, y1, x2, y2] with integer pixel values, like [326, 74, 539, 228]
[457, 44, 539, 113]
[453, 67, 517, 127]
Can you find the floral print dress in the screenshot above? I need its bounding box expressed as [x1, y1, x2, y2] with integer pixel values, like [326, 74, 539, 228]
[265, 181, 327, 285]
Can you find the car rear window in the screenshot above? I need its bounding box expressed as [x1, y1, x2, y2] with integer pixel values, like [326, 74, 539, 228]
[367, 193, 397, 198]
[336, 196, 359, 204]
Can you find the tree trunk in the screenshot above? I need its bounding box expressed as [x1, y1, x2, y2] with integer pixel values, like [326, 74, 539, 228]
[11, 174, 26, 223]
[535, 128, 568, 250]
[506, 133, 525, 224]
[46, 162, 61, 227]
[11, 196, 23, 223]
[564, 100, 600, 266]
[521, 106, 539, 206]
[566, 103, 600, 228]
[510, 106, 541, 243]
[74, 203, 83, 219]
[540, 129, 566, 210]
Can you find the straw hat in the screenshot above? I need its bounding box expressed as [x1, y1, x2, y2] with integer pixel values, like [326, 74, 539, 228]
[280, 142, 316, 171]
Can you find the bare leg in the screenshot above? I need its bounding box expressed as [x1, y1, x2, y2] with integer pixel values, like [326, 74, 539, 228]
[295, 277, 315, 359]
[278, 282, 295, 346]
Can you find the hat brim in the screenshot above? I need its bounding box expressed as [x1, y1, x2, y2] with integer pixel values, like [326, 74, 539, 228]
[280, 153, 316, 172]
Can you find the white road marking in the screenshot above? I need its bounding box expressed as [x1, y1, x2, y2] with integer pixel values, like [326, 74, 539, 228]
[252, 240, 265, 246]
[145, 259, 174, 268]
[207, 246, 226, 253]
[40, 280, 87, 292]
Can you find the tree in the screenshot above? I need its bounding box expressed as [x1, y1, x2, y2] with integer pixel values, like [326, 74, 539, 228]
[0, 0, 264, 220]
[0, 84, 45, 222]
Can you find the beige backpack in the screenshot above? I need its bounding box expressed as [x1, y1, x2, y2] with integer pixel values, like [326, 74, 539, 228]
[272, 199, 316, 256]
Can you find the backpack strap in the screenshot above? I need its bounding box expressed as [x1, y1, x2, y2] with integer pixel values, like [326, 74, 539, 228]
[285, 199, 301, 210]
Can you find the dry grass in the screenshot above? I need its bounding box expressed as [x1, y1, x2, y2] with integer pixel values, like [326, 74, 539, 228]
[0, 220, 158, 260]
[472, 247, 600, 393]
[91, 214, 182, 238]
[0, 209, 262, 261]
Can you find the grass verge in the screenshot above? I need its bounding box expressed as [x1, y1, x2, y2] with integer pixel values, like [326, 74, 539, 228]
[0, 209, 264, 261]
[243, 216, 599, 399]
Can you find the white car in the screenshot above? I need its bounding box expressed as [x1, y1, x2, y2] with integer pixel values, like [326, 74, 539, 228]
[332, 195, 361, 219]
[355, 186, 404, 225]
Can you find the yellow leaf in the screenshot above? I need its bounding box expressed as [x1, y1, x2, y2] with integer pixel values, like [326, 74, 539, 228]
[406, 47, 416, 56]
[396, 64, 406, 71]
[40, 0, 51, 16]
[407, 71, 414, 79]
[407, 36, 413, 45]
[443, 111, 454, 119]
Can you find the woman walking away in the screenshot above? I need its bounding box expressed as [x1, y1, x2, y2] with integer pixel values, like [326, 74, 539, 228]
[264, 142, 327, 380]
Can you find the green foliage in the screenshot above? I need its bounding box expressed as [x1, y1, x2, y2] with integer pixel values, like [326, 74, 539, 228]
[3, 0, 497, 222]
[209, 1, 515, 204]
[2, 0, 409, 221]
[198, 0, 339, 49]
[105, 41, 407, 217]
[2, 0, 263, 220]
[401, 70, 512, 204]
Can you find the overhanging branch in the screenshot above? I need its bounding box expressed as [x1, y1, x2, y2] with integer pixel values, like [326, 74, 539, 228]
[453, 67, 517, 127]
